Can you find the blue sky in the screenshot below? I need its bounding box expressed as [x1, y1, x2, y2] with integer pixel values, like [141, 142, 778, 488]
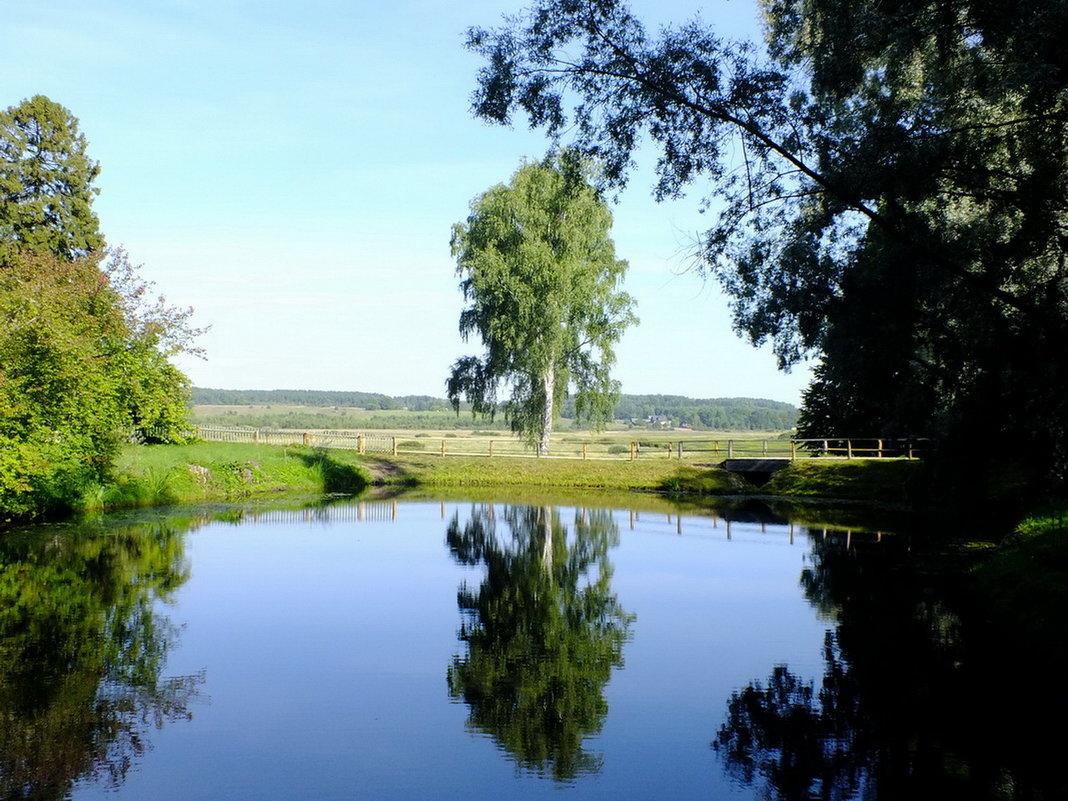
[7, 0, 813, 404]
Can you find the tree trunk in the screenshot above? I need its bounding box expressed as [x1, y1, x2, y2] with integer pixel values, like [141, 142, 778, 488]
[539, 363, 554, 456]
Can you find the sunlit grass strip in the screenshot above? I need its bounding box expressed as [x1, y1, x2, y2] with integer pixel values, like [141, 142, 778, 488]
[83, 443, 372, 511]
[377, 454, 748, 493]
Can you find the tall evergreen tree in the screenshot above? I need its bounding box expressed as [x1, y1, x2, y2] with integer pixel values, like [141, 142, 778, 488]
[0, 95, 103, 261]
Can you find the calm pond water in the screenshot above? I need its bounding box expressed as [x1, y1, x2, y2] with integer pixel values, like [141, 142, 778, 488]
[0, 494, 1062, 800]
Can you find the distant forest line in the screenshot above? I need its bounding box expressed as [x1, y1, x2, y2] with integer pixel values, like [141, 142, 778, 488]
[191, 388, 798, 431]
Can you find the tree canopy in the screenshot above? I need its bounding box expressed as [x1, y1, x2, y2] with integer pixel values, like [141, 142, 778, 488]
[0, 97, 200, 521]
[466, 0, 1068, 494]
[0, 95, 103, 261]
[447, 153, 636, 454]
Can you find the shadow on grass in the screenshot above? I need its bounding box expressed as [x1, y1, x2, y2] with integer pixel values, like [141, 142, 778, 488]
[294, 450, 372, 494]
[658, 465, 752, 495]
[762, 460, 925, 506]
[360, 456, 418, 487]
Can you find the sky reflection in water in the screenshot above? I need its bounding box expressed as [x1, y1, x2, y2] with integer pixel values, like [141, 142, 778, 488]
[4, 499, 876, 800]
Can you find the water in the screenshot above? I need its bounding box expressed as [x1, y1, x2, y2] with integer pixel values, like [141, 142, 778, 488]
[0, 495, 1061, 800]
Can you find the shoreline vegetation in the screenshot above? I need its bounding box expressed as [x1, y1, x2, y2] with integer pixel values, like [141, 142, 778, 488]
[80, 440, 926, 515]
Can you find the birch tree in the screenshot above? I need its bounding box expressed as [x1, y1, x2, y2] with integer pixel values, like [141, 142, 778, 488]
[447, 154, 636, 455]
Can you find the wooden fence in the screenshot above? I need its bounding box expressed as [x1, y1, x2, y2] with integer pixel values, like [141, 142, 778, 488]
[670, 437, 930, 460]
[193, 426, 929, 462]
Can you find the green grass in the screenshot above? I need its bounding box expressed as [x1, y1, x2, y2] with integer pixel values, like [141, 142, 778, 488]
[368, 454, 745, 493]
[761, 460, 925, 505]
[82, 443, 372, 511]
[82, 441, 936, 515]
[972, 506, 1068, 666]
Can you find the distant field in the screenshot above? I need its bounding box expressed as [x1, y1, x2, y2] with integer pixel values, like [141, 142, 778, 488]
[189, 403, 791, 461]
[190, 388, 800, 432]
[192, 404, 511, 431]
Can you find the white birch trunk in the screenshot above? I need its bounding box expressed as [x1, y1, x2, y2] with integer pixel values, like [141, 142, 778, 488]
[538, 362, 554, 456]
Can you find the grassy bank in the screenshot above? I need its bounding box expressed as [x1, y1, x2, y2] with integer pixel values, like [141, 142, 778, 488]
[83, 442, 753, 512]
[82, 442, 934, 514]
[373, 454, 750, 493]
[760, 460, 925, 506]
[971, 506, 1068, 666]
[82, 443, 373, 511]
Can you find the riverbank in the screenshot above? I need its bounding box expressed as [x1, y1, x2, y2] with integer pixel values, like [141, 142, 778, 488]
[88, 443, 743, 509]
[971, 505, 1068, 665]
[79, 442, 928, 512]
[81, 442, 375, 510]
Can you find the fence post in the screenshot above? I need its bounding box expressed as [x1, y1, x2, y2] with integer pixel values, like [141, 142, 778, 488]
[303, 432, 311, 447]
[877, 438, 884, 458]
[822, 439, 829, 456]
[358, 434, 365, 455]
[583, 443, 588, 460]
[677, 441, 683, 460]
[847, 440, 853, 459]
[254, 429, 260, 444]
[391, 436, 397, 456]
[441, 439, 446, 457]
[630, 442, 636, 461]
[489, 440, 494, 458]
[666, 444, 671, 459]
[791, 440, 797, 461]
[762, 440, 768, 456]
[728, 440, 734, 459]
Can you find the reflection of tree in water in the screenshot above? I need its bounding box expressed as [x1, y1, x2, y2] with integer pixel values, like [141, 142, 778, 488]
[714, 631, 867, 801]
[0, 516, 203, 800]
[714, 528, 1068, 801]
[447, 504, 632, 782]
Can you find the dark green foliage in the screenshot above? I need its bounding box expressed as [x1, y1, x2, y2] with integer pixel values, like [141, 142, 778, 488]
[973, 513, 1068, 666]
[191, 387, 453, 412]
[609, 394, 797, 430]
[0, 95, 103, 261]
[466, 0, 1068, 497]
[292, 449, 370, 494]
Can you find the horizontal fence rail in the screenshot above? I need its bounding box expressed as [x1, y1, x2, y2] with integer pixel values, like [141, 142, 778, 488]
[190, 426, 931, 462]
